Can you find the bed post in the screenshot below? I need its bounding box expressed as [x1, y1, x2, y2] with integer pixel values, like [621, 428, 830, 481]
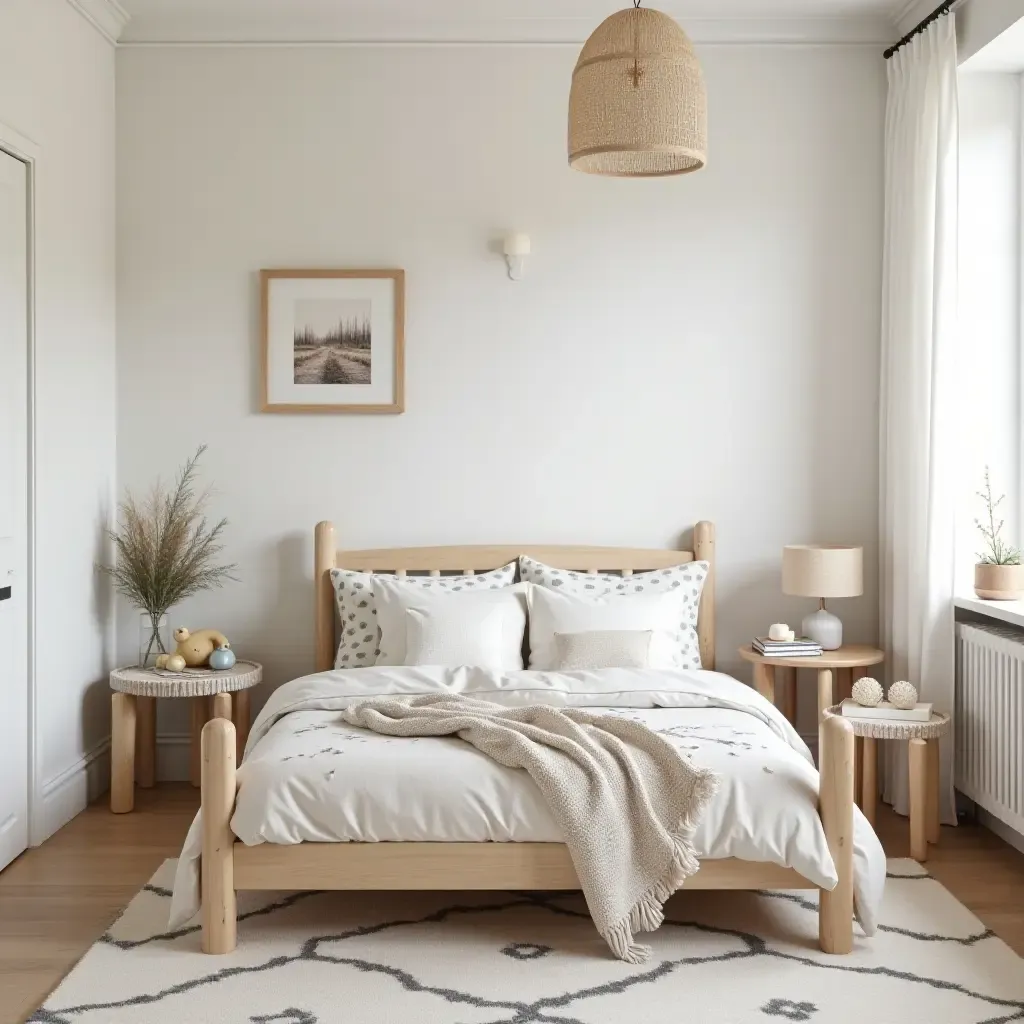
[818, 714, 855, 954]
[315, 521, 336, 672]
[202, 717, 237, 954]
[693, 521, 715, 670]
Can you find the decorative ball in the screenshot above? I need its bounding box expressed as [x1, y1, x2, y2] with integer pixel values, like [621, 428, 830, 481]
[852, 677, 883, 707]
[888, 680, 918, 710]
[165, 654, 186, 673]
[209, 645, 236, 671]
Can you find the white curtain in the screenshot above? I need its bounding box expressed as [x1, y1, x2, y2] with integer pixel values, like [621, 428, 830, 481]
[879, 14, 959, 823]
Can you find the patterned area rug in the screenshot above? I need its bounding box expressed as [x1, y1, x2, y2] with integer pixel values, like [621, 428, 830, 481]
[30, 859, 1024, 1024]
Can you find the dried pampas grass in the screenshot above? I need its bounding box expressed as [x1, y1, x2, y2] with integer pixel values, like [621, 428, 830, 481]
[100, 446, 237, 663]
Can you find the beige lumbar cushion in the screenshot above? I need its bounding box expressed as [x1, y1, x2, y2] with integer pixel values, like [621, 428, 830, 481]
[553, 630, 654, 671]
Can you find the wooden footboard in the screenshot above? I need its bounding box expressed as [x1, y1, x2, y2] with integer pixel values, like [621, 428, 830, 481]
[200, 712, 857, 957]
[201, 717, 237, 954]
[818, 713, 855, 954]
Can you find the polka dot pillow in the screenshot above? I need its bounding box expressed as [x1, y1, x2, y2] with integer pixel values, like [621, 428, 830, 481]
[518, 555, 709, 670]
[329, 563, 517, 669]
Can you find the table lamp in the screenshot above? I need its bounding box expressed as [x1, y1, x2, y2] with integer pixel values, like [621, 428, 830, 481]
[782, 544, 863, 650]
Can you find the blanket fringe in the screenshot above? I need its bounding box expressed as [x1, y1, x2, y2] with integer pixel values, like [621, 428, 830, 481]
[599, 766, 719, 964]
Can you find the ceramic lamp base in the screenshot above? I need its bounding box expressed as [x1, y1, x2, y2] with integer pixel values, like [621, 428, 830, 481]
[802, 607, 843, 650]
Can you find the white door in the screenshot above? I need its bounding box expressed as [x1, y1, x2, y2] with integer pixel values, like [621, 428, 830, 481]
[0, 147, 29, 871]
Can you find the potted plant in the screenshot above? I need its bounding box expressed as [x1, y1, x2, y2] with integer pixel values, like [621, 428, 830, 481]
[974, 468, 1024, 600]
[101, 446, 237, 666]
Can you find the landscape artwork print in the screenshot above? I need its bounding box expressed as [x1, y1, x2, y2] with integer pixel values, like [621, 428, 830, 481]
[293, 299, 372, 385]
[261, 269, 404, 414]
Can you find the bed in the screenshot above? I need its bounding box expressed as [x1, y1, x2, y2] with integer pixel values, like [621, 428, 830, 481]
[177, 520, 880, 959]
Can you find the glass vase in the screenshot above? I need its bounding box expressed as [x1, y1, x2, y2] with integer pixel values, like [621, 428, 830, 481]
[138, 612, 170, 668]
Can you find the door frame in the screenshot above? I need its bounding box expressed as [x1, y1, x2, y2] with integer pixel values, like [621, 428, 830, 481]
[0, 120, 40, 846]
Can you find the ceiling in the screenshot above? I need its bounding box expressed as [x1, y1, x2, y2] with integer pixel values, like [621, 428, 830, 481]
[111, 0, 922, 45]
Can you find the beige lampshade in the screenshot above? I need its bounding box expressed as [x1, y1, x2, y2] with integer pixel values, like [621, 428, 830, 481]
[568, 6, 707, 178]
[782, 545, 863, 599]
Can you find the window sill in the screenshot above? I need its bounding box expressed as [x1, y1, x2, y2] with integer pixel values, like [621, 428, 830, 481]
[954, 594, 1024, 629]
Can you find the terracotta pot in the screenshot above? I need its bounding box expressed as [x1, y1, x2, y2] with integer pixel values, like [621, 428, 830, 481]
[974, 563, 1024, 600]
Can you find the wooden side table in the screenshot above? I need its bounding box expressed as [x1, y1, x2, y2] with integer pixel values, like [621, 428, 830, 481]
[109, 661, 262, 813]
[737, 645, 885, 726]
[823, 705, 950, 860]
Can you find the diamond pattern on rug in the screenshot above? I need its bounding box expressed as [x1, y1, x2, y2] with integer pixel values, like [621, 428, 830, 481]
[501, 942, 553, 960]
[29, 859, 1024, 1024]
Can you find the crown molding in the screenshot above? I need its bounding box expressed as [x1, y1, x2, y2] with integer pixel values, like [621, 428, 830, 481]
[65, 0, 130, 44]
[893, 0, 966, 35]
[118, 12, 896, 47]
[893, 0, 931, 32]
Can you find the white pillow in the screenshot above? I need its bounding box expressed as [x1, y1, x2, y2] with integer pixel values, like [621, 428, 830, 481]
[375, 580, 527, 669]
[527, 584, 691, 671]
[553, 630, 653, 671]
[329, 562, 516, 669]
[520, 555, 708, 670]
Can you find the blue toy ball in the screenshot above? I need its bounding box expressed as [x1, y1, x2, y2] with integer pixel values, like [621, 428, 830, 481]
[209, 645, 237, 671]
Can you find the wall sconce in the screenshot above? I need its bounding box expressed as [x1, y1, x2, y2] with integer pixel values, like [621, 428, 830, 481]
[503, 233, 531, 281]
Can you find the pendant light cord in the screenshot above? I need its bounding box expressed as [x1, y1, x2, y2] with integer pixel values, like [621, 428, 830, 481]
[630, 0, 643, 87]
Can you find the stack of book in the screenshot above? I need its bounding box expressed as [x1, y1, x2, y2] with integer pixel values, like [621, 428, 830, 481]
[752, 636, 823, 657]
[840, 699, 933, 722]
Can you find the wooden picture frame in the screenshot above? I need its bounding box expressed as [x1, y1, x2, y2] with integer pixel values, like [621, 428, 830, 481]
[260, 269, 405, 414]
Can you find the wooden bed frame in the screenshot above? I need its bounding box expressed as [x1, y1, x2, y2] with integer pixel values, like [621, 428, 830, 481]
[199, 520, 856, 956]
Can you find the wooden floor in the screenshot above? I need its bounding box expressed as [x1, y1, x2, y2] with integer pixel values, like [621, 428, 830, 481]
[1, 786, 1022, 1023]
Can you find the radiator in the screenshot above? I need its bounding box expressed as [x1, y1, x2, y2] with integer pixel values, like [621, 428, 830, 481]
[955, 622, 1024, 834]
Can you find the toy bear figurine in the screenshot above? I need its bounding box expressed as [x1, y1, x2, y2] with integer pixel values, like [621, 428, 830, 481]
[154, 627, 231, 669]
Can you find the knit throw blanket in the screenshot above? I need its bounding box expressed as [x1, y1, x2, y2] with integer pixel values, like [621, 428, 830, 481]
[341, 695, 719, 963]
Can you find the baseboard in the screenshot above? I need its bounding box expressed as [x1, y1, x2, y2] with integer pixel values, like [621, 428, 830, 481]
[157, 733, 191, 782]
[36, 738, 111, 845]
[36, 730, 195, 842]
[977, 807, 1024, 856]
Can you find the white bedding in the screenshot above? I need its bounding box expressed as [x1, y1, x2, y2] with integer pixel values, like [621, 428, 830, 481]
[170, 666, 886, 934]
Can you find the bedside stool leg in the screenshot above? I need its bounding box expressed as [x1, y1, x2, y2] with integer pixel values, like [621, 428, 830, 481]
[111, 693, 137, 813]
[927, 738, 941, 845]
[136, 696, 156, 789]
[909, 738, 928, 861]
[233, 689, 250, 763]
[782, 667, 797, 725]
[753, 662, 775, 704]
[212, 692, 232, 721]
[837, 667, 853, 705]
[190, 697, 208, 788]
[861, 736, 877, 826]
[817, 669, 833, 724]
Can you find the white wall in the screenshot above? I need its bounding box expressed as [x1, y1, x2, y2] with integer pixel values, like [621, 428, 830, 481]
[0, 0, 117, 837]
[900, 0, 1024, 64]
[116, 45, 886, 758]
[956, 72, 1021, 585]
[958, 0, 1024, 63]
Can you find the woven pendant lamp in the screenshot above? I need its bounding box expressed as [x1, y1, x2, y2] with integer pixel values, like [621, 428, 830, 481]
[568, 4, 707, 177]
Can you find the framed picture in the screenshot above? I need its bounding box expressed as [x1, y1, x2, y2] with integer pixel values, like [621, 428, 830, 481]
[261, 269, 405, 414]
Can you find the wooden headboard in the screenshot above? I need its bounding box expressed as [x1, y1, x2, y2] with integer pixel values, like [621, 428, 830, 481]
[314, 521, 716, 673]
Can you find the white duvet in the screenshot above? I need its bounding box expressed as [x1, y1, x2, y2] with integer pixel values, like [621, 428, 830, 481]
[170, 666, 886, 934]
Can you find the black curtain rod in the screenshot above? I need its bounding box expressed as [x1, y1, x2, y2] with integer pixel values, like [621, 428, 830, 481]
[884, 0, 957, 58]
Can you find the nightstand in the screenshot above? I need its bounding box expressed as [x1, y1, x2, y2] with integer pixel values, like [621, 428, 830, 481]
[737, 644, 885, 726]
[109, 661, 262, 813]
[823, 705, 949, 860]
